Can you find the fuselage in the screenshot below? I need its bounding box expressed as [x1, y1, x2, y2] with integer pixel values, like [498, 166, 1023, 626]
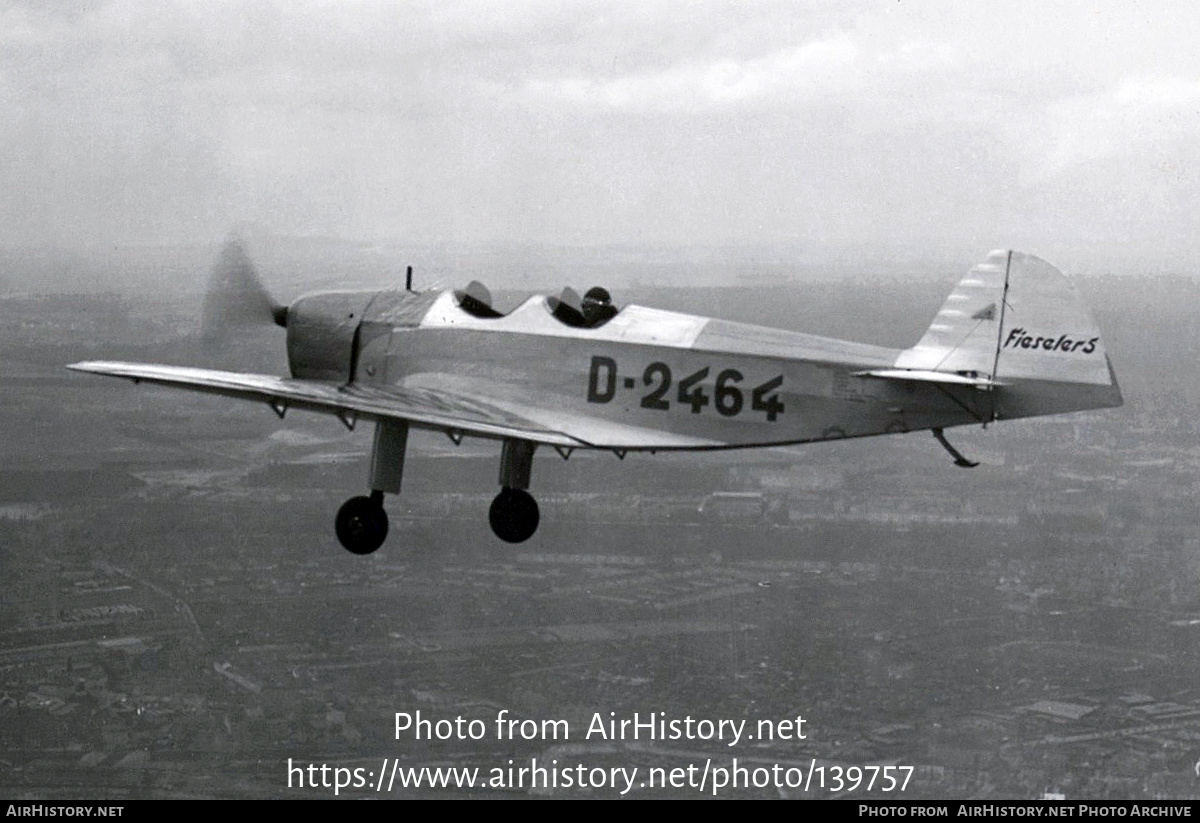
[282, 288, 998, 450]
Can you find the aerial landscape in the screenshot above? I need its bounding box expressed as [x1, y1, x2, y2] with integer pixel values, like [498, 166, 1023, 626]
[0, 240, 1196, 798]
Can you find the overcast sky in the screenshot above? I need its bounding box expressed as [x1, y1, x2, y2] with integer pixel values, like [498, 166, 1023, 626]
[3, 1, 1199, 269]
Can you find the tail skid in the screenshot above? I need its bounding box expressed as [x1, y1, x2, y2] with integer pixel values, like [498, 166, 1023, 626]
[932, 427, 980, 468]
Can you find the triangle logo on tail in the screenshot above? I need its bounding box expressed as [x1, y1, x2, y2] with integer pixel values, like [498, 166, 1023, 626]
[972, 303, 997, 321]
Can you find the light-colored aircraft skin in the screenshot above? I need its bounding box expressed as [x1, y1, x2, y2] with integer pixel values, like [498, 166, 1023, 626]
[68, 249, 1122, 552]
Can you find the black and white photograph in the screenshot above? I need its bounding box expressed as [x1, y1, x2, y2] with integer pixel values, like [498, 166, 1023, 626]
[1, 0, 1197, 805]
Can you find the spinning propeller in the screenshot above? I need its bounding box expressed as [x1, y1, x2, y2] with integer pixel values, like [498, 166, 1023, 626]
[199, 238, 287, 347]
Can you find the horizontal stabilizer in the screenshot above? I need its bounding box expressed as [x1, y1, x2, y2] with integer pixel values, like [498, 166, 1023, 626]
[855, 369, 1006, 389]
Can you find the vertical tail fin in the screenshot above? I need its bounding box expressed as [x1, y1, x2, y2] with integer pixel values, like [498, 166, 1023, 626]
[894, 250, 1121, 417]
[895, 250, 1011, 378]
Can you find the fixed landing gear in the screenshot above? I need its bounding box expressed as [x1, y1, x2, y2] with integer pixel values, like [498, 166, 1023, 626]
[336, 491, 388, 555]
[334, 420, 407, 555]
[333, 425, 543, 552]
[489, 487, 540, 543]
[488, 438, 540, 543]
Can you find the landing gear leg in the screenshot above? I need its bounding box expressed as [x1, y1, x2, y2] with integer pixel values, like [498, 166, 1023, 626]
[489, 439, 539, 543]
[335, 421, 408, 554]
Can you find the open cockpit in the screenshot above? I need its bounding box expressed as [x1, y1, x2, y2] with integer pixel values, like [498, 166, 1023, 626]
[454, 282, 620, 329]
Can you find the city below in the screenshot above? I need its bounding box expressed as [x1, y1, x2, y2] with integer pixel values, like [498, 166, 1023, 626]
[0, 251, 1196, 799]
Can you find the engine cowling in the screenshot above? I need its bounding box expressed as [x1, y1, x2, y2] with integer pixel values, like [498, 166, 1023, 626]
[285, 291, 377, 381]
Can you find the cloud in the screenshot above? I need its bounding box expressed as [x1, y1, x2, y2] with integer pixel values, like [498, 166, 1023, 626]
[2, 0, 1200, 263]
[1015, 75, 1200, 185]
[516, 35, 859, 112]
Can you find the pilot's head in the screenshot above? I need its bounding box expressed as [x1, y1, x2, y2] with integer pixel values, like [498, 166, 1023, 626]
[581, 286, 614, 325]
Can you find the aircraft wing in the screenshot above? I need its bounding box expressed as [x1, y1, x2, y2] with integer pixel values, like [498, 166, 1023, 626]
[67, 361, 723, 451]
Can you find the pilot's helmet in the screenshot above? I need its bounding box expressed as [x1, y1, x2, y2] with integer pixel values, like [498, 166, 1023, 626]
[581, 286, 616, 326]
[582, 286, 612, 308]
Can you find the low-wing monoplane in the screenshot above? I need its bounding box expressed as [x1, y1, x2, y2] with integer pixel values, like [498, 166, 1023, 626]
[69, 245, 1122, 554]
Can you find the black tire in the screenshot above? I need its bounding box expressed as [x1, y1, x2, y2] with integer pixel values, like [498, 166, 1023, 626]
[335, 495, 389, 554]
[488, 487, 540, 543]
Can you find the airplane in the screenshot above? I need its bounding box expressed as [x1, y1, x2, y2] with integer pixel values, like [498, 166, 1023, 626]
[68, 244, 1122, 555]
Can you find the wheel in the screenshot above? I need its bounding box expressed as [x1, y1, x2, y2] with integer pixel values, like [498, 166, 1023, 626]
[335, 495, 388, 554]
[488, 487, 540, 543]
